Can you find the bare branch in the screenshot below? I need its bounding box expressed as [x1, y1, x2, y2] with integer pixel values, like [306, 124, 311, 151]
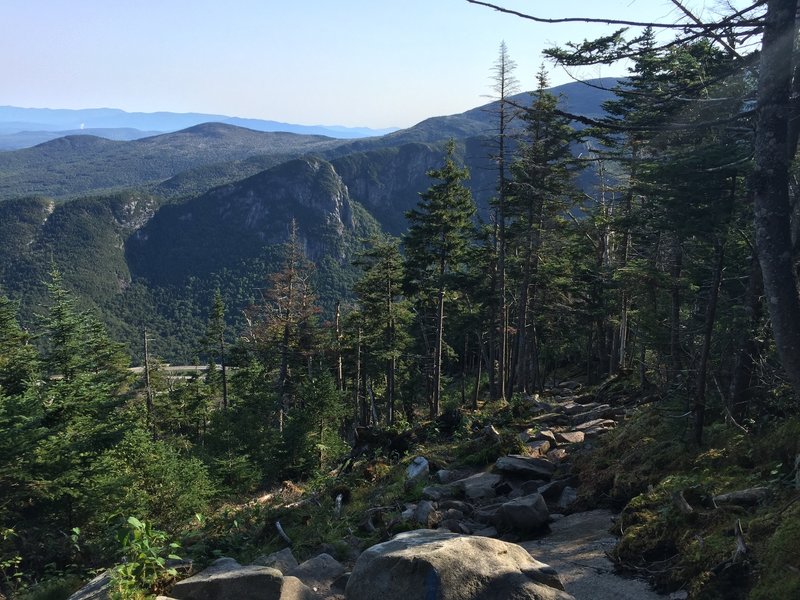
[669, 0, 743, 57]
[466, 0, 766, 29]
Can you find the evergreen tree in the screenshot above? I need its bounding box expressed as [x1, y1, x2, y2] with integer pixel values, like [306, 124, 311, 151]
[353, 237, 412, 425]
[242, 221, 320, 430]
[404, 141, 476, 417]
[505, 69, 582, 393]
[205, 289, 228, 409]
[486, 41, 520, 401]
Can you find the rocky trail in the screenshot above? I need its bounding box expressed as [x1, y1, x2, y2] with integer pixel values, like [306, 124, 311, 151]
[524, 510, 667, 600]
[69, 381, 667, 600]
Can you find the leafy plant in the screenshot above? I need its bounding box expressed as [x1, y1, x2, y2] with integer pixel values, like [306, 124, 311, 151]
[0, 527, 23, 591]
[112, 517, 181, 597]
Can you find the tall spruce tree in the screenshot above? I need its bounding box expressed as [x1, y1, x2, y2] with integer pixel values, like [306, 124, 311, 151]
[404, 141, 476, 417]
[506, 69, 582, 393]
[487, 40, 520, 401]
[353, 237, 412, 425]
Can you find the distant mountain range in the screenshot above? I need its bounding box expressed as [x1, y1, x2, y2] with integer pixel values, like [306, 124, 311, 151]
[0, 78, 617, 151]
[0, 106, 401, 150]
[0, 78, 619, 361]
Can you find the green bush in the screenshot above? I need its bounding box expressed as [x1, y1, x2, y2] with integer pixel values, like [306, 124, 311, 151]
[112, 517, 181, 597]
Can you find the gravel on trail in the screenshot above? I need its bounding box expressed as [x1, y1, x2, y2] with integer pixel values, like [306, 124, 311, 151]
[522, 509, 671, 600]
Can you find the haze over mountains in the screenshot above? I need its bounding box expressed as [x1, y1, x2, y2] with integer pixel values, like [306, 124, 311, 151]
[0, 78, 616, 361]
[0, 106, 401, 150]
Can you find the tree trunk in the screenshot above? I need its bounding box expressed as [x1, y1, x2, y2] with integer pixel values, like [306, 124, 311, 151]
[669, 236, 683, 381]
[473, 331, 483, 410]
[753, 0, 800, 397]
[693, 237, 725, 445]
[432, 287, 445, 418]
[729, 255, 764, 421]
[335, 301, 343, 392]
[219, 331, 228, 410]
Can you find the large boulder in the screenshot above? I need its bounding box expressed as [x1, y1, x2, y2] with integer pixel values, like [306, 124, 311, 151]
[346, 529, 573, 600]
[170, 557, 287, 600]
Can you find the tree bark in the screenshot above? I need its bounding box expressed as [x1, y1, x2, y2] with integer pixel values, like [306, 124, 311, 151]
[753, 0, 800, 396]
[669, 235, 683, 381]
[693, 237, 725, 445]
[729, 254, 764, 421]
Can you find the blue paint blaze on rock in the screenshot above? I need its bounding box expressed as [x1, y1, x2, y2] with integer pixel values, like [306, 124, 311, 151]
[426, 567, 441, 600]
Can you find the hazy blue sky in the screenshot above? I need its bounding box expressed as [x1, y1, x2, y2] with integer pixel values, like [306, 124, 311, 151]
[2, 1, 728, 128]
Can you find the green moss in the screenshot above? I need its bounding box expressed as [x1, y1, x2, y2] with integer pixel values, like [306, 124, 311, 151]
[749, 503, 800, 600]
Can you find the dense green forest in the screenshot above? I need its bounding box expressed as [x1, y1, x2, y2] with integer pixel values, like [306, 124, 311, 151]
[2, 1, 800, 598]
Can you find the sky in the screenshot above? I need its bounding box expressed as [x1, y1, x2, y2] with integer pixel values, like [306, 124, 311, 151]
[1, 1, 738, 129]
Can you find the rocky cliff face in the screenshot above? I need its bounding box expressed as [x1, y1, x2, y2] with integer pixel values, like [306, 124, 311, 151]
[126, 157, 375, 286]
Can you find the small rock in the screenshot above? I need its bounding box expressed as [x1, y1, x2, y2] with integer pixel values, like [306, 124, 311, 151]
[278, 576, 316, 600]
[400, 504, 416, 521]
[288, 553, 345, 594]
[331, 572, 350, 593]
[440, 508, 465, 521]
[473, 526, 499, 537]
[422, 484, 455, 501]
[546, 448, 569, 463]
[252, 548, 299, 574]
[537, 480, 569, 502]
[582, 425, 615, 438]
[436, 469, 454, 483]
[520, 479, 546, 495]
[483, 424, 502, 442]
[493, 493, 550, 533]
[438, 499, 472, 514]
[405, 456, 429, 486]
[535, 429, 558, 445]
[526, 440, 551, 458]
[555, 431, 585, 444]
[452, 472, 503, 500]
[713, 487, 769, 507]
[414, 500, 439, 527]
[558, 486, 578, 509]
[438, 518, 470, 534]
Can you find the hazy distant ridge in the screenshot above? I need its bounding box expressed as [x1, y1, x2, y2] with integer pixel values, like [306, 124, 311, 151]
[0, 106, 399, 149]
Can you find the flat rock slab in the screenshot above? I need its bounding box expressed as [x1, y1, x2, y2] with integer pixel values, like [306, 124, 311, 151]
[452, 472, 503, 500]
[555, 431, 585, 445]
[522, 510, 666, 600]
[574, 419, 616, 432]
[496, 455, 557, 479]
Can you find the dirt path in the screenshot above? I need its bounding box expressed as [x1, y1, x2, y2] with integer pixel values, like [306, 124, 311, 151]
[521, 510, 668, 600]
